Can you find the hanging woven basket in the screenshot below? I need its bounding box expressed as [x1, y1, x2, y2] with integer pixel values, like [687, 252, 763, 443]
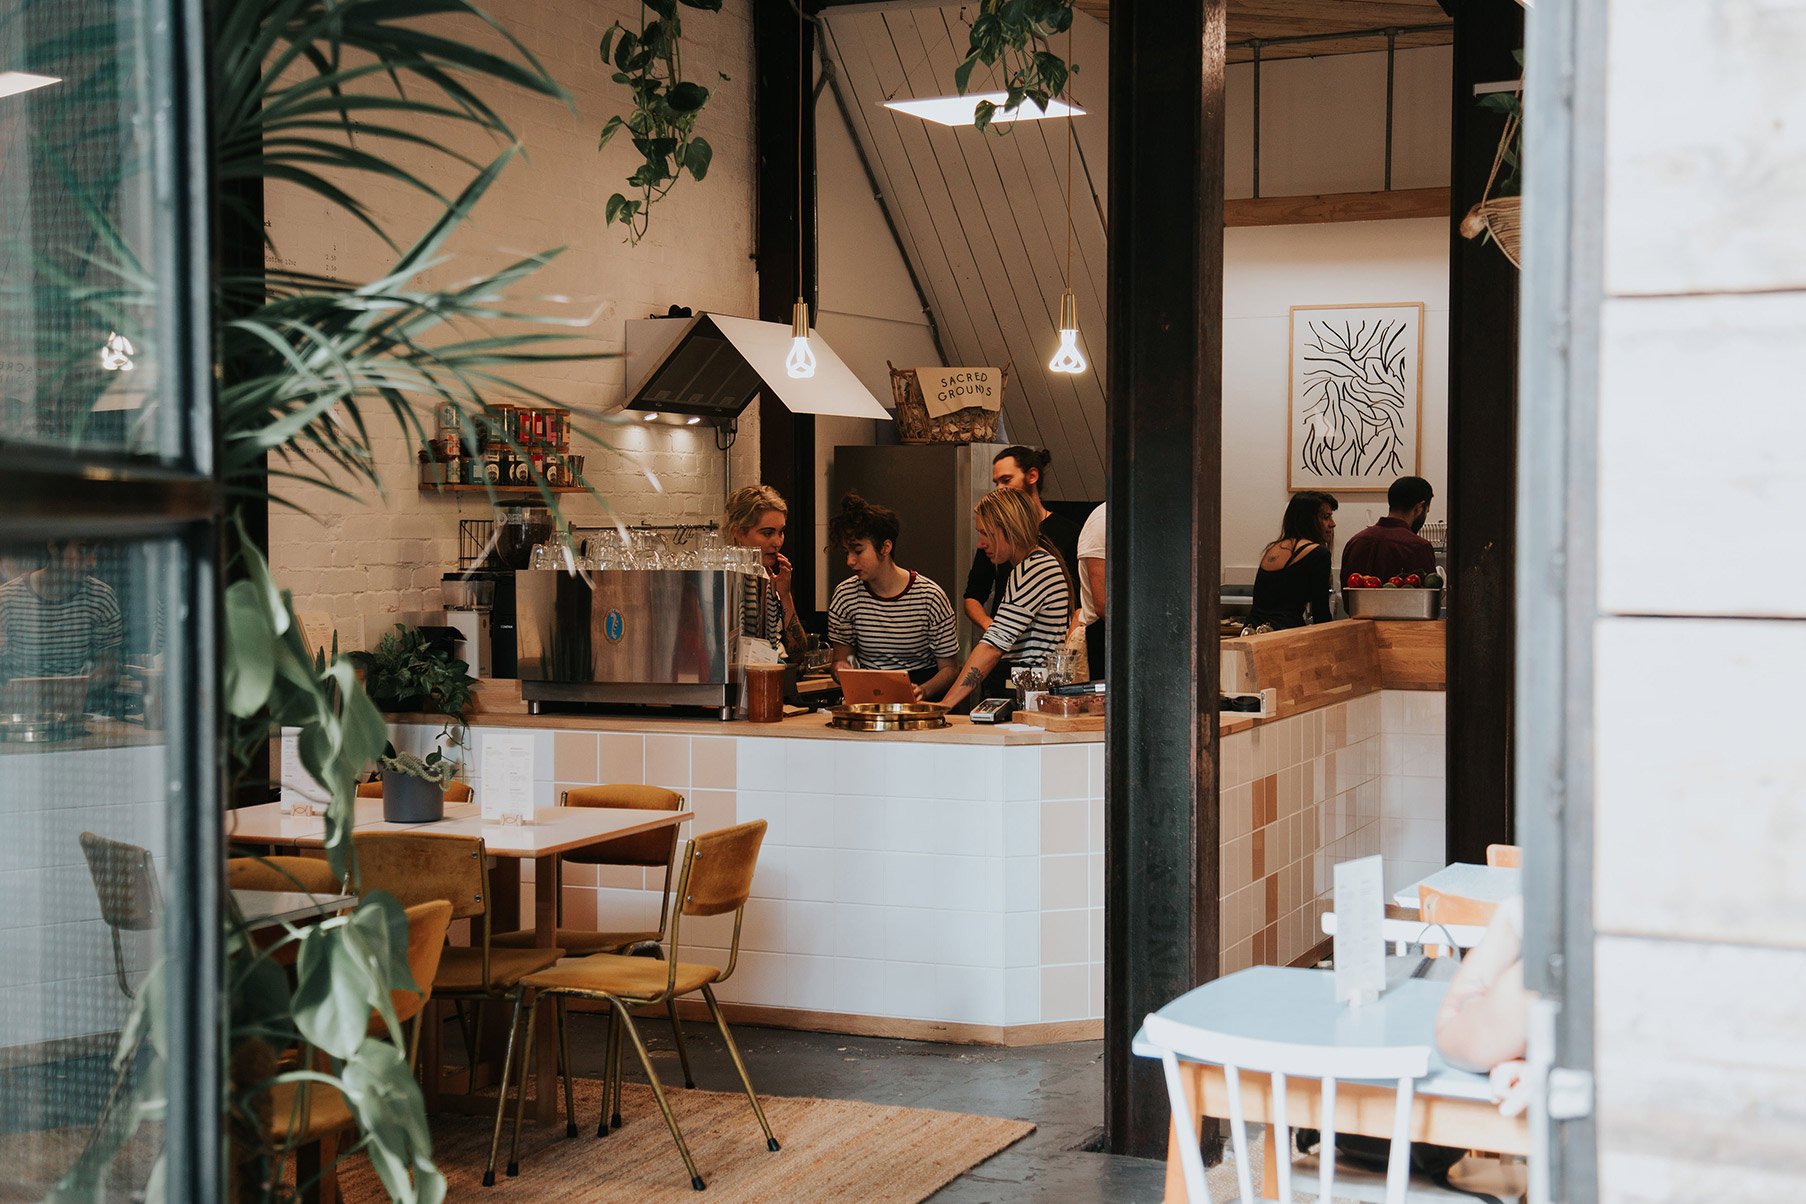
[1460, 109, 1522, 269]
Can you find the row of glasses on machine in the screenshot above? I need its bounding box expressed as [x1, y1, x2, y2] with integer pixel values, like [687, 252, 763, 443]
[527, 528, 769, 577]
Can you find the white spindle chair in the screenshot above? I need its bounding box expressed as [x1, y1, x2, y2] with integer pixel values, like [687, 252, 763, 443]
[1144, 1011, 1427, 1204]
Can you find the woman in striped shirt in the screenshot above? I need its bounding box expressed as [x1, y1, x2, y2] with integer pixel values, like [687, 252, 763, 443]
[940, 488, 1074, 712]
[826, 492, 959, 699]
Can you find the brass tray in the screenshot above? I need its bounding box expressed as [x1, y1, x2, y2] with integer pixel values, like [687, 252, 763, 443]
[826, 702, 949, 732]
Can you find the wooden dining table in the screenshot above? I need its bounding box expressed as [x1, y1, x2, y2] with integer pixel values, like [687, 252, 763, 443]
[1134, 960, 1527, 1201]
[226, 798, 692, 1125]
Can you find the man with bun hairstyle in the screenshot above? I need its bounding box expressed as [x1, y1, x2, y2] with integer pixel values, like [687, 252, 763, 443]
[962, 446, 1081, 635]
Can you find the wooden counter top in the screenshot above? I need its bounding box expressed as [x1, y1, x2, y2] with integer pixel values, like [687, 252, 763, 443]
[1219, 618, 1445, 721]
[394, 705, 1103, 746]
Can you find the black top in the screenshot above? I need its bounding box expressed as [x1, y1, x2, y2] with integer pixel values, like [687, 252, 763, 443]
[1247, 541, 1330, 630]
[963, 509, 1083, 615]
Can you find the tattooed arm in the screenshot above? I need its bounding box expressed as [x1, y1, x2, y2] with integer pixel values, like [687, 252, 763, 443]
[940, 643, 1002, 713]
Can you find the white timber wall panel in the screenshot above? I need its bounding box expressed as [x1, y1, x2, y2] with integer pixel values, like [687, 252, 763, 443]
[1595, 618, 1806, 949]
[1603, 0, 1806, 296]
[264, 0, 761, 626]
[1596, 293, 1806, 618]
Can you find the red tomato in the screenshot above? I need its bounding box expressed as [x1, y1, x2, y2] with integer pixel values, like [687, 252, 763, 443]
[1364, 576, 1382, 588]
[1347, 573, 1365, 588]
[1404, 573, 1422, 587]
[1387, 576, 1405, 587]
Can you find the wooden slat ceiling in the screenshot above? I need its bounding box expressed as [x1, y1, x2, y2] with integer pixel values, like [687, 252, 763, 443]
[1073, 0, 1452, 63]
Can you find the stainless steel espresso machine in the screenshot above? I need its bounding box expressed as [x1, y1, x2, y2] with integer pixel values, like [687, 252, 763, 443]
[513, 528, 768, 719]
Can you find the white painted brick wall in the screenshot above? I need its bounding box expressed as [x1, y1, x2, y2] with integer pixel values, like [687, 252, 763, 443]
[265, 0, 761, 630]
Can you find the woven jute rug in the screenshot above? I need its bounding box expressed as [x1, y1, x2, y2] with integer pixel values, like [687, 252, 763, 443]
[339, 1077, 1035, 1203]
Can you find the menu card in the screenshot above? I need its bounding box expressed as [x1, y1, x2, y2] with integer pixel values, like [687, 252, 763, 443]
[1333, 854, 1386, 1006]
[478, 732, 537, 824]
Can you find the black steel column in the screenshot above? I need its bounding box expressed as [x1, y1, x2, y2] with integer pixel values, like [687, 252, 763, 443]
[1446, 0, 1523, 862]
[754, 3, 818, 620]
[1104, 0, 1226, 1159]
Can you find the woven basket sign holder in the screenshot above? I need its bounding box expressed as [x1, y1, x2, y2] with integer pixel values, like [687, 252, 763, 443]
[887, 361, 1011, 444]
[1459, 107, 1521, 269]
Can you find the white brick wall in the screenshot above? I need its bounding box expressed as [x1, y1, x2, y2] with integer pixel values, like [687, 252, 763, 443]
[265, 1, 762, 628]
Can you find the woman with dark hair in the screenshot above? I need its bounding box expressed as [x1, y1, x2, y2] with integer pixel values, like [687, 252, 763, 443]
[961, 445, 1081, 634]
[826, 492, 959, 699]
[1245, 492, 1333, 631]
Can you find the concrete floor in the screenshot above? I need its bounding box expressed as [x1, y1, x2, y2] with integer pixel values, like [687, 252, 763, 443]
[563, 1012, 1169, 1202]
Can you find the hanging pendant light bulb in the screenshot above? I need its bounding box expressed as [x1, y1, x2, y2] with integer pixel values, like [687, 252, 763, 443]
[786, 297, 816, 379]
[1049, 289, 1086, 374]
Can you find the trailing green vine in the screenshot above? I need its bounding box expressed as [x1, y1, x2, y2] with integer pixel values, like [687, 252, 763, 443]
[954, 0, 1077, 132]
[597, 0, 723, 243]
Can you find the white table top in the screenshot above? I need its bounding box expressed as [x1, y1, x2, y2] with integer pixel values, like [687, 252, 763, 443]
[1395, 862, 1522, 910]
[226, 799, 690, 859]
[1132, 959, 1491, 1102]
[232, 888, 354, 926]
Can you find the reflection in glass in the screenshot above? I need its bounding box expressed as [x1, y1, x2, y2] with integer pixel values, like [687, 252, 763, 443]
[0, 536, 178, 1197]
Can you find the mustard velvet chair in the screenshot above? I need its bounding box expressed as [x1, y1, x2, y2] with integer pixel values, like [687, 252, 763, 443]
[350, 832, 563, 1106]
[491, 784, 697, 1085]
[489, 820, 777, 1192]
[356, 779, 473, 802]
[260, 899, 452, 1204]
[227, 854, 343, 895]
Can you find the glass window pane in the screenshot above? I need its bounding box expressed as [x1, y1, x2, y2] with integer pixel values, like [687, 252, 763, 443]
[0, 535, 186, 1196]
[0, 0, 181, 461]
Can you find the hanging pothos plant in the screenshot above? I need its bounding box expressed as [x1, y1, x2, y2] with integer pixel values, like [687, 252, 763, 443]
[597, 0, 724, 243]
[953, 0, 1077, 132]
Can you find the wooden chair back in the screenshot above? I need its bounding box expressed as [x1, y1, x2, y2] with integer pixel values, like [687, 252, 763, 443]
[1418, 884, 1499, 931]
[227, 855, 341, 895]
[559, 784, 684, 867]
[667, 820, 767, 981]
[79, 832, 161, 999]
[352, 832, 487, 921]
[390, 900, 454, 1027]
[1485, 843, 1522, 868]
[1144, 1011, 1429, 1204]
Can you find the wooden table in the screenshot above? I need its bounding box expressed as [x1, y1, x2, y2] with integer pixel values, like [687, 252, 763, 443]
[1395, 862, 1522, 910]
[1135, 962, 1527, 1201]
[225, 798, 691, 1126]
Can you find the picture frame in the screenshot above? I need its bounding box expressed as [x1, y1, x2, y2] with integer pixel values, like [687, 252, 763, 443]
[1287, 302, 1425, 492]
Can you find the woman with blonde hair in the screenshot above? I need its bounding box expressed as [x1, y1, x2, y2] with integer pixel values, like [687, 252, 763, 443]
[940, 488, 1074, 712]
[723, 484, 805, 658]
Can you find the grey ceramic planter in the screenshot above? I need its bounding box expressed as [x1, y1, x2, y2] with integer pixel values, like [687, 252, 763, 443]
[380, 768, 445, 823]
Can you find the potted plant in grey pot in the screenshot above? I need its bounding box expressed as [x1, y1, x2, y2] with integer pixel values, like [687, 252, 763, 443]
[378, 751, 454, 823]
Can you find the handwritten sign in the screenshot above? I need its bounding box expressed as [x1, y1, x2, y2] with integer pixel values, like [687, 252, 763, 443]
[916, 367, 1004, 418]
[1333, 854, 1386, 1006]
[479, 731, 537, 824]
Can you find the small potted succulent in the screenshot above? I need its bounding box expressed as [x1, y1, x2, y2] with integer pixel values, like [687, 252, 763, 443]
[378, 750, 454, 823]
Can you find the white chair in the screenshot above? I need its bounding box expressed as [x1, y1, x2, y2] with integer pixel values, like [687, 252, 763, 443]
[1146, 1010, 1429, 1203]
[1146, 1010, 1526, 1204]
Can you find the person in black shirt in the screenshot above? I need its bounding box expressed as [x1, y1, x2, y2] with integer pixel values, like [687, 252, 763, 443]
[962, 446, 1081, 634]
[1245, 492, 1333, 631]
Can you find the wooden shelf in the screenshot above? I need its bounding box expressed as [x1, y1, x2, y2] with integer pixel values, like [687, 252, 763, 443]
[417, 484, 589, 496]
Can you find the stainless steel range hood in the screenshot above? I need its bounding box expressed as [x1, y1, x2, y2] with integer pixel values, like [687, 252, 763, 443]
[623, 312, 889, 423]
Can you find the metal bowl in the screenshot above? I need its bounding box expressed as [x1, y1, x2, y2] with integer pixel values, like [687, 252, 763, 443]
[826, 702, 949, 732]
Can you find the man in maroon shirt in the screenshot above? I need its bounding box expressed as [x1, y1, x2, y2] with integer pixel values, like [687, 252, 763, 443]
[1341, 477, 1438, 597]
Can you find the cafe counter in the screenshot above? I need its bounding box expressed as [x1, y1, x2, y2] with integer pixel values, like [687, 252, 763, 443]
[387, 705, 1107, 1045]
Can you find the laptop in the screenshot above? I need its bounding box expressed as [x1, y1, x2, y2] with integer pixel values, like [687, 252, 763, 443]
[836, 668, 917, 705]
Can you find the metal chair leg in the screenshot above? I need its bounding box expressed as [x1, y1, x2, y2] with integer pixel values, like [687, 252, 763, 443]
[609, 1010, 625, 1131]
[455, 1000, 477, 1079]
[507, 998, 538, 1178]
[481, 993, 525, 1188]
[556, 997, 577, 1138]
[596, 1007, 619, 1138]
[702, 984, 780, 1152]
[665, 996, 697, 1089]
[614, 1000, 706, 1191]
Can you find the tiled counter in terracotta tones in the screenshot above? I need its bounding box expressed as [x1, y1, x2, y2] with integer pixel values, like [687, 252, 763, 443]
[389, 713, 1105, 1045]
[1217, 619, 1447, 974]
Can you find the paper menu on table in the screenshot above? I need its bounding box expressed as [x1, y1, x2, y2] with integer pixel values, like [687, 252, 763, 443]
[478, 732, 537, 823]
[1333, 854, 1386, 1006]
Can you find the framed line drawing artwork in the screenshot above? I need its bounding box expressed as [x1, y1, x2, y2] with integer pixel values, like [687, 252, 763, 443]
[1288, 302, 1424, 492]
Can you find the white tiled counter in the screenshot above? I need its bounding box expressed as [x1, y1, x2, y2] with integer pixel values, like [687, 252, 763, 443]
[392, 716, 1105, 1044]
